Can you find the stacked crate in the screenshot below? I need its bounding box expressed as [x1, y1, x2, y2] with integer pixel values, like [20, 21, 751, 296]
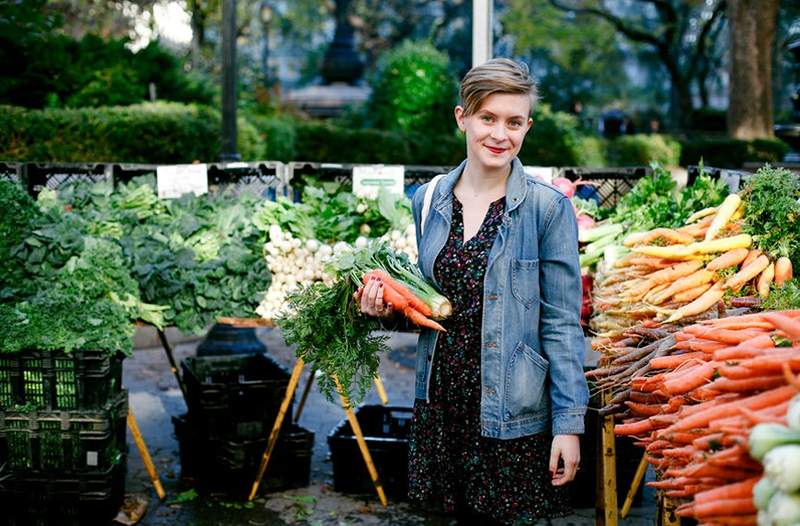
[175, 353, 314, 495]
[0, 350, 127, 526]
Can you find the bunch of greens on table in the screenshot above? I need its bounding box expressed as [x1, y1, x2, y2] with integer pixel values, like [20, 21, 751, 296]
[741, 165, 800, 270]
[51, 176, 270, 334]
[0, 181, 156, 355]
[252, 177, 411, 243]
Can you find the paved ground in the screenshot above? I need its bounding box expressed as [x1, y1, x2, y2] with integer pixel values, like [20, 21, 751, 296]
[122, 327, 659, 525]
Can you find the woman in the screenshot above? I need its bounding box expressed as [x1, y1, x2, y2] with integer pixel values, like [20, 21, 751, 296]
[356, 58, 588, 525]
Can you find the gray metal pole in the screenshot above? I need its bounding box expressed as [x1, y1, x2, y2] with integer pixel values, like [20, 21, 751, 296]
[221, 0, 240, 161]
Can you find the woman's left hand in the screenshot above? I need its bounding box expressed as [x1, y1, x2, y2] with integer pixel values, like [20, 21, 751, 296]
[549, 434, 580, 486]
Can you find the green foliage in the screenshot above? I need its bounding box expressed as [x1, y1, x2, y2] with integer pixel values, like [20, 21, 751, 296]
[741, 165, 800, 268]
[0, 102, 265, 163]
[679, 137, 789, 169]
[575, 136, 608, 167]
[762, 279, 800, 311]
[247, 115, 297, 162]
[518, 105, 591, 166]
[606, 135, 682, 166]
[366, 40, 458, 136]
[503, 0, 628, 112]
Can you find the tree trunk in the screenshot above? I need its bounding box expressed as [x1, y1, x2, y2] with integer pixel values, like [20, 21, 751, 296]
[727, 0, 779, 139]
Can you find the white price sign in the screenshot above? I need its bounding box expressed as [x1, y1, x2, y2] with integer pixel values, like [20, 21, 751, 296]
[157, 163, 209, 199]
[352, 165, 405, 198]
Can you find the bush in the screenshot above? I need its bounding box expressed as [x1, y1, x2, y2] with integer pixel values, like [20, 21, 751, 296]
[0, 103, 263, 163]
[367, 41, 458, 136]
[606, 134, 682, 166]
[518, 105, 590, 166]
[679, 137, 789, 168]
[0, 31, 214, 109]
[247, 115, 297, 162]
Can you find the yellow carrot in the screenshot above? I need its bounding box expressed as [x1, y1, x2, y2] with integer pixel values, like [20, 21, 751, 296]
[687, 234, 752, 255]
[632, 245, 695, 260]
[686, 206, 718, 224]
[757, 262, 775, 298]
[704, 194, 742, 242]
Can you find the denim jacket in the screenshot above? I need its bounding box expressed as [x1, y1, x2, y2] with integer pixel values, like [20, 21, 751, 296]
[411, 158, 588, 439]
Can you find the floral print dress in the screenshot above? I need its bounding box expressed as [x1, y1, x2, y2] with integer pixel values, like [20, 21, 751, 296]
[408, 196, 571, 525]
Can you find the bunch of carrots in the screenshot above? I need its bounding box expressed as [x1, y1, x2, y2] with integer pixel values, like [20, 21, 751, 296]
[360, 269, 447, 332]
[605, 311, 800, 526]
[591, 193, 793, 339]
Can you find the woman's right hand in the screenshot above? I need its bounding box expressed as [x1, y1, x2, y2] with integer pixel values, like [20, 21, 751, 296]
[354, 275, 394, 318]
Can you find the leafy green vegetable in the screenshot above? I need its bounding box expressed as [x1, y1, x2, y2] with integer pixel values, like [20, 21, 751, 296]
[762, 279, 800, 311]
[741, 165, 800, 268]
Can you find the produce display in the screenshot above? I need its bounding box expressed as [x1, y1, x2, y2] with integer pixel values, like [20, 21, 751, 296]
[0, 181, 159, 355]
[577, 163, 729, 270]
[583, 165, 800, 526]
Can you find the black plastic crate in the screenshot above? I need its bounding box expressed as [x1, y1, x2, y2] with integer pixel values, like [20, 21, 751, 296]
[559, 166, 651, 209]
[173, 414, 313, 494]
[0, 459, 126, 526]
[0, 391, 127, 474]
[21, 163, 110, 198]
[0, 349, 123, 411]
[182, 353, 292, 438]
[328, 405, 412, 500]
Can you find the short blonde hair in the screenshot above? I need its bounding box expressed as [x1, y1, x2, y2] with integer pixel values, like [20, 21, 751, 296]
[459, 58, 538, 117]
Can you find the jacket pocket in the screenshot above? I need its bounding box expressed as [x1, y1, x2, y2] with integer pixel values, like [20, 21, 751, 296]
[504, 342, 549, 420]
[511, 258, 540, 308]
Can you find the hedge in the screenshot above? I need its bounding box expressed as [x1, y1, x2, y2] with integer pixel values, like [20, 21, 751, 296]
[0, 103, 259, 163]
[606, 134, 682, 166]
[1, 103, 789, 169]
[679, 137, 789, 169]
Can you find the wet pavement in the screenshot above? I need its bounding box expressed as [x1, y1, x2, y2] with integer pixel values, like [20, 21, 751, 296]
[123, 327, 659, 525]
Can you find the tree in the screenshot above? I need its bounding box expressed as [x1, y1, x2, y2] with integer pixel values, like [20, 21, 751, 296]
[547, 0, 728, 128]
[502, 0, 629, 113]
[727, 0, 780, 139]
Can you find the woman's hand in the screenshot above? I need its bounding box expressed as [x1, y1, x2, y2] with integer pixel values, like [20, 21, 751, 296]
[354, 274, 394, 318]
[549, 434, 580, 486]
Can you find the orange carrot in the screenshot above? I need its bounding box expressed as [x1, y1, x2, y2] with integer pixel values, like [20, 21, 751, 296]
[694, 477, 759, 505]
[650, 352, 706, 369]
[757, 262, 775, 298]
[692, 497, 756, 518]
[697, 516, 756, 526]
[684, 326, 767, 345]
[762, 311, 800, 341]
[774, 256, 793, 287]
[738, 350, 800, 372]
[651, 269, 717, 304]
[614, 419, 654, 436]
[663, 361, 717, 395]
[741, 249, 763, 269]
[403, 306, 446, 332]
[664, 282, 726, 324]
[724, 255, 770, 291]
[366, 269, 433, 317]
[673, 339, 728, 353]
[709, 374, 786, 393]
[625, 401, 663, 416]
[712, 334, 776, 360]
[673, 282, 714, 303]
[706, 248, 749, 271]
[693, 433, 724, 450]
[660, 385, 797, 434]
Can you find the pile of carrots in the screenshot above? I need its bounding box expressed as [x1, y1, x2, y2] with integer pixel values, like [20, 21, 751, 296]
[591, 193, 793, 339]
[361, 269, 447, 332]
[607, 310, 800, 526]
